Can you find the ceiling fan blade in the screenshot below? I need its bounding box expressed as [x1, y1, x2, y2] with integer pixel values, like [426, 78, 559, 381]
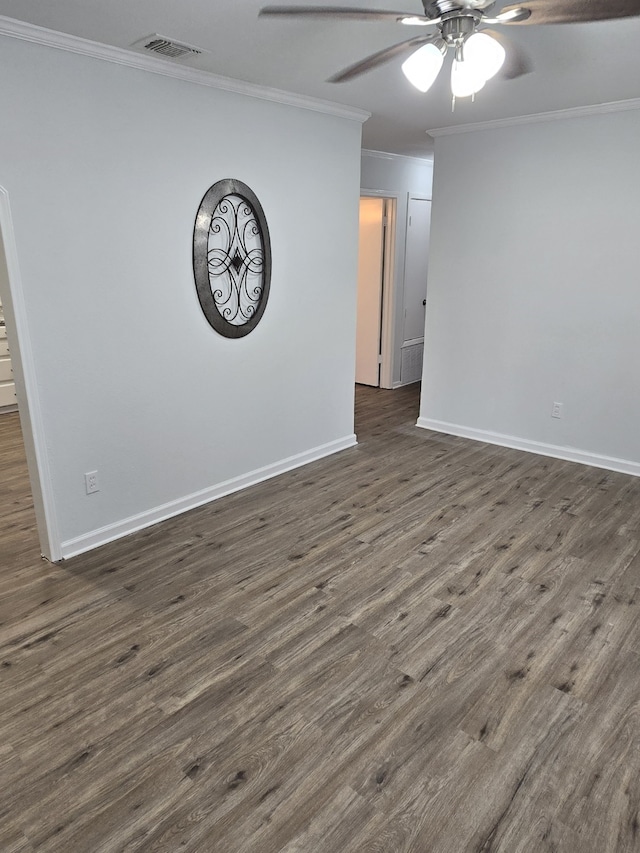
[499, 0, 640, 24]
[483, 7, 532, 24]
[482, 28, 533, 78]
[328, 35, 437, 82]
[259, 6, 440, 25]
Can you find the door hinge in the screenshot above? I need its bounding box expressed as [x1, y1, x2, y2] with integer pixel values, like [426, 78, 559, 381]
[378, 354, 383, 364]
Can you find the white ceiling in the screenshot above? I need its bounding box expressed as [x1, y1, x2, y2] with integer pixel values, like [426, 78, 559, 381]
[1, 0, 640, 157]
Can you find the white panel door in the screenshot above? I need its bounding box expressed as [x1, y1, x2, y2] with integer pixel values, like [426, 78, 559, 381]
[356, 197, 385, 386]
[403, 196, 431, 343]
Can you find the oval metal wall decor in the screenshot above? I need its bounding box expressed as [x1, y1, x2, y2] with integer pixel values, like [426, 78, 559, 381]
[193, 179, 271, 338]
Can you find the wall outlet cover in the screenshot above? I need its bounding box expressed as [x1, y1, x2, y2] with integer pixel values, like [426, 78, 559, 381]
[85, 471, 99, 494]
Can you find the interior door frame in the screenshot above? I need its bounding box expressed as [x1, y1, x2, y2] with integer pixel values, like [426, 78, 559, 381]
[0, 187, 60, 561]
[359, 189, 397, 389]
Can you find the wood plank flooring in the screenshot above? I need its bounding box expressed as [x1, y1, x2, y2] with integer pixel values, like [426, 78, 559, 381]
[2, 386, 640, 851]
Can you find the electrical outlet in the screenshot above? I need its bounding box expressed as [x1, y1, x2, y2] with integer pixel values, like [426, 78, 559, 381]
[85, 470, 99, 494]
[551, 402, 563, 419]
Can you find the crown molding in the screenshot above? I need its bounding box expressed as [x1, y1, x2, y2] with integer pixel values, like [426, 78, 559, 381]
[0, 15, 370, 124]
[362, 148, 433, 164]
[427, 97, 640, 137]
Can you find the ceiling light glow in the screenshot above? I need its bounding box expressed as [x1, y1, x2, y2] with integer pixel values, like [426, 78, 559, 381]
[401, 40, 446, 92]
[450, 57, 486, 98]
[450, 33, 505, 99]
[463, 33, 506, 81]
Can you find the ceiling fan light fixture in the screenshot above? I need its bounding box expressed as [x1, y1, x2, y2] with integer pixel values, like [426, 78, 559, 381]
[450, 57, 486, 98]
[463, 32, 506, 81]
[401, 39, 446, 92]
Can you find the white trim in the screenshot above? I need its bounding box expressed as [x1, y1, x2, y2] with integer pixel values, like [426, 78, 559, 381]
[379, 197, 397, 391]
[362, 148, 434, 164]
[360, 188, 402, 199]
[359, 189, 401, 390]
[428, 97, 640, 137]
[393, 380, 421, 388]
[373, 197, 396, 391]
[60, 434, 358, 559]
[0, 16, 370, 124]
[401, 337, 424, 348]
[416, 418, 640, 478]
[0, 189, 62, 560]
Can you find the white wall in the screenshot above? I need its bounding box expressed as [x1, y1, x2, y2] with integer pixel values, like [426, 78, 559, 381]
[360, 150, 433, 386]
[419, 109, 640, 475]
[0, 34, 364, 557]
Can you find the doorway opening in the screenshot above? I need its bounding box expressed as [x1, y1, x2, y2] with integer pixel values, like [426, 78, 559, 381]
[355, 194, 396, 389]
[354, 189, 432, 434]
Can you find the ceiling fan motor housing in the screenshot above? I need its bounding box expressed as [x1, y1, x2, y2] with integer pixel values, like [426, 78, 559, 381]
[441, 11, 480, 44]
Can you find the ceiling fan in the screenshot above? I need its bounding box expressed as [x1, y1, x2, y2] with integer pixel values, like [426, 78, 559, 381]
[259, 1, 640, 101]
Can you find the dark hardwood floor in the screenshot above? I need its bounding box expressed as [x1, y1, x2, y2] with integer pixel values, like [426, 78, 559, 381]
[2, 385, 640, 851]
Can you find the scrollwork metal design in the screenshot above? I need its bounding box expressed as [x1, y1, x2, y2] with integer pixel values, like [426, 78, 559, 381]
[193, 179, 271, 338]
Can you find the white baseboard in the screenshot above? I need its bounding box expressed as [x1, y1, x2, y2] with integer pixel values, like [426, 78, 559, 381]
[60, 434, 357, 560]
[416, 418, 640, 479]
[393, 379, 421, 389]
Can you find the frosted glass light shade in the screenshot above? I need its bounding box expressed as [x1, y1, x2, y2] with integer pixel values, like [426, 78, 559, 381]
[463, 33, 505, 81]
[450, 58, 486, 98]
[402, 42, 445, 93]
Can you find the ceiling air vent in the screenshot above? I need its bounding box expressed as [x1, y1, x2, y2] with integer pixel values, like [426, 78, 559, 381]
[132, 34, 204, 61]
